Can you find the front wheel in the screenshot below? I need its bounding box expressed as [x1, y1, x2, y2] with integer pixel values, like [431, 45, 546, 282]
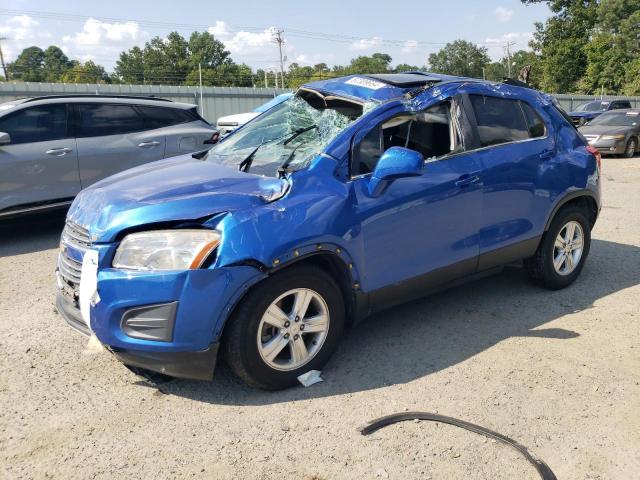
[525, 206, 591, 290]
[223, 265, 345, 389]
[623, 138, 637, 158]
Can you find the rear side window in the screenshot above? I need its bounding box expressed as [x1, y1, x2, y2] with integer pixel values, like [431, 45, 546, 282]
[0, 104, 68, 144]
[612, 101, 631, 110]
[136, 106, 199, 129]
[470, 95, 530, 147]
[76, 104, 145, 137]
[520, 102, 546, 138]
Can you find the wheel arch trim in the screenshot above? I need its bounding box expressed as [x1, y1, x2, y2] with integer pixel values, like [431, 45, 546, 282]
[544, 189, 599, 231]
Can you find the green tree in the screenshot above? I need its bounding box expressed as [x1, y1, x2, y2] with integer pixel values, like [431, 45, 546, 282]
[8, 46, 46, 82]
[427, 40, 490, 78]
[521, 0, 599, 93]
[394, 63, 421, 72]
[348, 53, 392, 73]
[187, 31, 231, 71]
[43, 46, 74, 82]
[115, 46, 145, 84]
[61, 60, 110, 84]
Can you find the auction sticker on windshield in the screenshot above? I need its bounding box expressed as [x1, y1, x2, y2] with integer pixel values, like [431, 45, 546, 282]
[345, 77, 387, 90]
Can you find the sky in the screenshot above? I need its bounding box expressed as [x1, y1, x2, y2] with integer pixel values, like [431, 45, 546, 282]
[0, 0, 552, 72]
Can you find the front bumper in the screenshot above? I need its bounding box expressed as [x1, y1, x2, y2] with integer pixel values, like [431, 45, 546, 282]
[56, 260, 265, 380]
[588, 139, 626, 155]
[109, 342, 220, 381]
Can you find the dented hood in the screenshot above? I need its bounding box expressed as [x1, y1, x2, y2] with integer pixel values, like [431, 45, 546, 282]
[67, 154, 287, 242]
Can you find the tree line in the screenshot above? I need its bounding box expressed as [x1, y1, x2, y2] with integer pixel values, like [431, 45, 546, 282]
[2, 0, 639, 95]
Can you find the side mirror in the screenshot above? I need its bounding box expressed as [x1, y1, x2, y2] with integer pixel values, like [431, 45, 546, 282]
[0, 132, 10, 146]
[368, 146, 424, 197]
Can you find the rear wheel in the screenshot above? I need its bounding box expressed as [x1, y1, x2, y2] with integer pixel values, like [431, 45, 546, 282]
[623, 138, 637, 158]
[223, 265, 345, 390]
[525, 205, 591, 289]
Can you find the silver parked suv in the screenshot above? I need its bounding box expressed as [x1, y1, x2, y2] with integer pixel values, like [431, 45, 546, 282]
[0, 95, 218, 218]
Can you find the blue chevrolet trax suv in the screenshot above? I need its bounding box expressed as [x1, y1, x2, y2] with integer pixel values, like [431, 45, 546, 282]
[56, 73, 601, 389]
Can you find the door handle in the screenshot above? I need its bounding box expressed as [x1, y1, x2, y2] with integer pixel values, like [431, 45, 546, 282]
[539, 149, 555, 160]
[46, 147, 72, 156]
[138, 141, 160, 148]
[455, 174, 480, 187]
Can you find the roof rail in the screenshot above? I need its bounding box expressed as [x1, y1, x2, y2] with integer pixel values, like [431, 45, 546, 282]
[23, 94, 173, 103]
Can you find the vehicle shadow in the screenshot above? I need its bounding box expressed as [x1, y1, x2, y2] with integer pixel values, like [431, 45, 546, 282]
[159, 238, 639, 405]
[0, 210, 66, 257]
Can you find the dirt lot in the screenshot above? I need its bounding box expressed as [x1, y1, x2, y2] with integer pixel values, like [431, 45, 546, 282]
[1, 157, 639, 480]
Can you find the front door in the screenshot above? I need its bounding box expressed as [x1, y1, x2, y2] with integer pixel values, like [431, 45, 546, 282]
[350, 100, 482, 307]
[0, 103, 80, 213]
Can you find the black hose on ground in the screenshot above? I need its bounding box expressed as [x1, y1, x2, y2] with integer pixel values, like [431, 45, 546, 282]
[359, 411, 557, 480]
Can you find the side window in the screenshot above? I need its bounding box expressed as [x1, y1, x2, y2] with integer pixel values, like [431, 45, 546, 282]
[137, 106, 197, 129]
[469, 95, 529, 147]
[0, 104, 68, 144]
[520, 102, 546, 138]
[76, 104, 146, 137]
[353, 102, 457, 176]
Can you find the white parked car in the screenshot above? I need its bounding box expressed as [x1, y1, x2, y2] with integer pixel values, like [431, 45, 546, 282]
[216, 93, 293, 136]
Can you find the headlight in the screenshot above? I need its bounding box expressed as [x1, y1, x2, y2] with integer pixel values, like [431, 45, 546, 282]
[601, 134, 625, 140]
[113, 230, 221, 271]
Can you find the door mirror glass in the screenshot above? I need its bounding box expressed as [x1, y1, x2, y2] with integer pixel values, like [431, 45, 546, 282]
[368, 146, 423, 197]
[0, 132, 10, 145]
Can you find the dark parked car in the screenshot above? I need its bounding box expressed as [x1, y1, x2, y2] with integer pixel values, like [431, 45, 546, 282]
[0, 95, 218, 219]
[579, 109, 640, 157]
[56, 72, 601, 390]
[569, 99, 632, 126]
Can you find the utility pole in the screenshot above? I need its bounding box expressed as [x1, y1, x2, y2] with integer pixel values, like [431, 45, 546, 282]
[504, 41, 516, 78]
[0, 37, 9, 81]
[264, 70, 268, 88]
[272, 29, 286, 89]
[198, 63, 204, 117]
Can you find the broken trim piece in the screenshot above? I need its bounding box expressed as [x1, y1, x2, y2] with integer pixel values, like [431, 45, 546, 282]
[359, 411, 557, 480]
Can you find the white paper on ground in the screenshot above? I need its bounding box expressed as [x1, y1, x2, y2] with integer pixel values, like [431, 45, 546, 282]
[79, 249, 99, 328]
[297, 370, 323, 387]
[83, 334, 105, 355]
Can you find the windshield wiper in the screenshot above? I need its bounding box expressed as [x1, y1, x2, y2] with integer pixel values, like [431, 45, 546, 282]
[277, 144, 303, 177]
[238, 143, 262, 173]
[283, 124, 317, 145]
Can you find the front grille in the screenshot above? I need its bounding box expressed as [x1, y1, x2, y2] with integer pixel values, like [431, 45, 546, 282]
[61, 220, 91, 249]
[58, 251, 82, 284]
[57, 220, 91, 304]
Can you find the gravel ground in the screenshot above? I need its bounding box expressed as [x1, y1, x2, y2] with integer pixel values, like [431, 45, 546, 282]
[1, 157, 639, 480]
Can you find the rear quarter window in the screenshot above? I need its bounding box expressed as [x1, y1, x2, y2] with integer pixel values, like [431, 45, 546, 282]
[136, 106, 200, 129]
[469, 95, 530, 147]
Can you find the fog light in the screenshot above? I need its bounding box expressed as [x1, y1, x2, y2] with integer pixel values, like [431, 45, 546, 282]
[121, 302, 177, 342]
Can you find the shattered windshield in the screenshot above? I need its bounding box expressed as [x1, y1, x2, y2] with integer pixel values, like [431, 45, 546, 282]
[204, 92, 366, 177]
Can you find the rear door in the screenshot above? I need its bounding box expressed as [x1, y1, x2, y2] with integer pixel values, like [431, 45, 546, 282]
[464, 94, 555, 269]
[74, 103, 166, 188]
[0, 103, 80, 213]
[135, 105, 214, 157]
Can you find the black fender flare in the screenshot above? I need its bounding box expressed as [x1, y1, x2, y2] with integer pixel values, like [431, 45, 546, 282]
[544, 189, 599, 231]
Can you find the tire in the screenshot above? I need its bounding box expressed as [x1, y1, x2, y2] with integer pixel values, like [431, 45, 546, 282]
[524, 205, 591, 290]
[222, 264, 345, 390]
[623, 138, 637, 158]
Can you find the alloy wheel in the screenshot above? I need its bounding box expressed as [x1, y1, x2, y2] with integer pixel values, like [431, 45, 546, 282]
[256, 288, 330, 371]
[553, 220, 584, 276]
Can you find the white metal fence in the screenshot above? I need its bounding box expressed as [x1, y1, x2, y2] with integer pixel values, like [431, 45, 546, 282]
[0, 82, 289, 124]
[0, 82, 638, 123]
